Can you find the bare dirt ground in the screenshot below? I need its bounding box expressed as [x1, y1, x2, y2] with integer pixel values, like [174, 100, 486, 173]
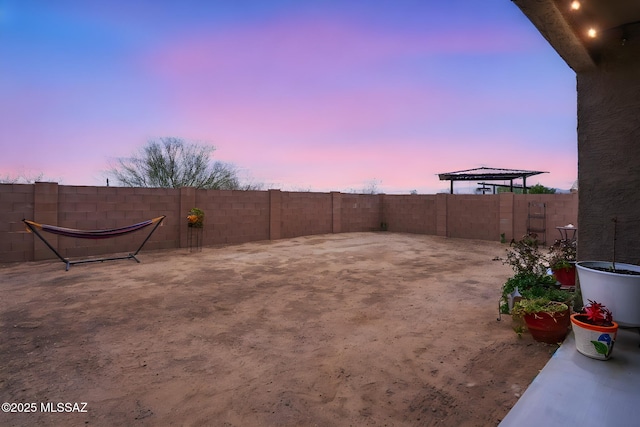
[0, 232, 557, 427]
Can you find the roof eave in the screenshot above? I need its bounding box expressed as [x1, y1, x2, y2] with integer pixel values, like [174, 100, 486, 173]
[511, 0, 596, 72]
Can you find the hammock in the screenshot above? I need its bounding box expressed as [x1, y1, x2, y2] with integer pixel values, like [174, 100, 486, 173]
[23, 217, 163, 239]
[23, 216, 166, 270]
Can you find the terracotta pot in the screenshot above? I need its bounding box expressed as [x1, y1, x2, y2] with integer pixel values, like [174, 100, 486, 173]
[552, 264, 576, 287]
[571, 314, 619, 360]
[523, 309, 570, 344]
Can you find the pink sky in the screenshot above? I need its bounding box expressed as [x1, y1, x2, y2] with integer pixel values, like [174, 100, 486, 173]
[0, 0, 577, 193]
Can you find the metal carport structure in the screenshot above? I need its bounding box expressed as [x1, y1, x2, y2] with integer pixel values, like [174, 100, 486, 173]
[438, 167, 547, 194]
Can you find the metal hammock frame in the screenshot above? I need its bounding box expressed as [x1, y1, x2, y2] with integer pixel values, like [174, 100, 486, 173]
[23, 216, 166, 270]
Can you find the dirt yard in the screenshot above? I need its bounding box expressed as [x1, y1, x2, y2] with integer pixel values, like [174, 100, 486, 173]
[0, 232, 557, 427]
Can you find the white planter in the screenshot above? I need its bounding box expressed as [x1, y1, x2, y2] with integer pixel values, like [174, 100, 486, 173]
[576, 261, 640, 327]
[570, 314, 618, 360]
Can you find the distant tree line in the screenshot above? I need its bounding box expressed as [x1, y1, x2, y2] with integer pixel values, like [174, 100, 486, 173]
[497, 183, 556, 194]
[0, 172, 51, 184]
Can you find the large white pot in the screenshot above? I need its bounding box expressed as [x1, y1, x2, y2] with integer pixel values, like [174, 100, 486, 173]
[576, 261, 640, 327]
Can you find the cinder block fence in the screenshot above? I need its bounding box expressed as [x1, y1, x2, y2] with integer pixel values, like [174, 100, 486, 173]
[0, 182, 577, 263]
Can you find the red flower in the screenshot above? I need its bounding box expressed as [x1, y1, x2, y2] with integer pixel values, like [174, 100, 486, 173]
[583, 300, 613, 326]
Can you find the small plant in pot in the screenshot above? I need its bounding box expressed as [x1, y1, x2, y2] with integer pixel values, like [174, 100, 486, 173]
[499, 234, 562, 314]
[571, 300, 618, 360]
[511, 297, 571, 344]
[547, 238, 577, 288]
[505, 233, 548, 278]
[187, 208, 204, 228]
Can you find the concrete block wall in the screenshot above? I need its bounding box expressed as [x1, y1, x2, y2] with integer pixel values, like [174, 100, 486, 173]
[499, 192, 515, 243]
[436, 194, 448, 237]
[280, 191, 333, 239]
[382, 194, 437, 234]
[331, 192, 342, 233]
[380, 193, 577, 243]
[47, 185, 177, 260]
[33, 182, 60, 260]
[0, 183, 580, 263]
[446, 194, 500, 241]
[195, 189, 270, 245]
[340, 194, 382, 232]
[512, 193, 579, 244]
[0, 184, 35, 262]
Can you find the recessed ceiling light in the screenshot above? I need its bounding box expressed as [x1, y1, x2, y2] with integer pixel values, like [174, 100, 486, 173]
[571, 1, 581, 11]
[587, 28, 597, 38]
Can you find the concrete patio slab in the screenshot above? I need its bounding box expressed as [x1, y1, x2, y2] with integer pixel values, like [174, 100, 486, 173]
[500, 328, 640, 427]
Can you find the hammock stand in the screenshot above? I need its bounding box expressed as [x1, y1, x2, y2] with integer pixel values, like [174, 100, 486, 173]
[23, 216, 166, 271]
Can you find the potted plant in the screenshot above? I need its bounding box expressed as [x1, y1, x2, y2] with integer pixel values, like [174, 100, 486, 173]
[547, 238, 577, 288]
[504, 234, 549, 279]
[499, 234, 567, 314]
[511, 298, 571, 344]
[571, 300, 618, 360]
[187, 208, 204, 228]
[499, 234, 573, 343]
[576, 218, 640, 327]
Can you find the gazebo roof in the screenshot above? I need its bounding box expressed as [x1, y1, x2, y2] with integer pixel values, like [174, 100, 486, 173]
[438, 167, 548, 194]
[438, 167, 547, 182]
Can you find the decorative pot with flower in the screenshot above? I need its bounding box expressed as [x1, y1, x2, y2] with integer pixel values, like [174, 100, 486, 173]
[571, 300, 618, 360]
[187, 208, 204, 228]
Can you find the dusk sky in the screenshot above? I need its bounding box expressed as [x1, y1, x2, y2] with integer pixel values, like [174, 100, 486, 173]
[0, 0, 577, 194]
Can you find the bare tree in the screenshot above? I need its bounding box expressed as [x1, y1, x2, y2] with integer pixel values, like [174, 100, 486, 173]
[362, 178, 381, 194]
[346, 179, 382, 195]
[0, 172, 48, 184]
[108, 138, 251, 189]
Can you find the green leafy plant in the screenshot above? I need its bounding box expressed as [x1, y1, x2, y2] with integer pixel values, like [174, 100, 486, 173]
[547, 238, 577, 271]
[511, 299, 569, 317]
[504, 234, 548, 278]
[500, 275, 572, 314]
[499, 234, 572, 314]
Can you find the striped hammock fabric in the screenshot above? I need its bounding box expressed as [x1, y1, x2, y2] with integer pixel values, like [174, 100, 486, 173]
[23, 216, 165, 240]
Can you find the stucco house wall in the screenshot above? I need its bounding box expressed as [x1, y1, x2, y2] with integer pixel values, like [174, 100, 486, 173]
[577, 36, 640, 264]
